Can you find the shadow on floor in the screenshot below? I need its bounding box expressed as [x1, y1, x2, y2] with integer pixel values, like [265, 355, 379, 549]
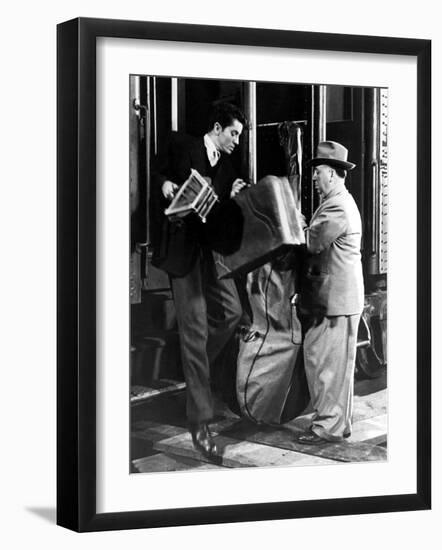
[25, 507, 56, 524]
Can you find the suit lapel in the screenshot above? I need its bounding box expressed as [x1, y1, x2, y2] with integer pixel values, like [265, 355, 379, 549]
[212, 158, 232, 199]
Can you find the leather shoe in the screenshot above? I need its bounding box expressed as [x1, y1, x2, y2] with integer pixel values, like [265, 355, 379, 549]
[296, 431, 329, 445]
[190, 423, 218, 460]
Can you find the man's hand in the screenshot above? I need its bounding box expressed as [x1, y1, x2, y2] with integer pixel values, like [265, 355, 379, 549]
[162, 180, 179, 201]
[230, 179, 248, 198]
[296, 208, 307, 230]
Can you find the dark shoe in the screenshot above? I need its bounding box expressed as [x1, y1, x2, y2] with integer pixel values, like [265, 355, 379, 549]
[296, 431, 329, 445]
[190, 423, 218, 460]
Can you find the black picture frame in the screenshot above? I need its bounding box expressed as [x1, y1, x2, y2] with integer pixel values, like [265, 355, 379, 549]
[57, 17, 431, 532]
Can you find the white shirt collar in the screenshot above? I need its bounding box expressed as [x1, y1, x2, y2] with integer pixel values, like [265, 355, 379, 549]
[204, 134, 220, 167]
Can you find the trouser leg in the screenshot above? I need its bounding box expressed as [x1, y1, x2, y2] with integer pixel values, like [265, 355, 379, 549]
[204, 251, 242, 364]
[171, 255, 212, 424]
[171, 251, 241, 424]
[303, 314, 360, 441]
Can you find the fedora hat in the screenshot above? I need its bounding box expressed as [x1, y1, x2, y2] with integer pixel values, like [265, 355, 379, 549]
[307, 141, 356, 171]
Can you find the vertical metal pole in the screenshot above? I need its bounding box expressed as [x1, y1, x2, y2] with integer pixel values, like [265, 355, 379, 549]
[129, 76, 140, 215]
[308, 85, 316, 216]
[144, 78, 151, 249]
[171, 78, 178, 131]
[152, 76, 158, 155]
[310, 85, 327, 213]
[245, 81, 257, 184]
[318, 85, 327, 142]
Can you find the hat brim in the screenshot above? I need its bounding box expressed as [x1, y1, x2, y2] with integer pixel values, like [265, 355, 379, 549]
[306, 157, 356, 171]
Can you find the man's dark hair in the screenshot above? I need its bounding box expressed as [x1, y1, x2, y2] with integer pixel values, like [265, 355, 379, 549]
[208, 102, 246, 131]
[335, 168, 347, 179]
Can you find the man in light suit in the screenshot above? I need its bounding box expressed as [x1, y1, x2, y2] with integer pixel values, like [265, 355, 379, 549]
[297, 141, 364, 444]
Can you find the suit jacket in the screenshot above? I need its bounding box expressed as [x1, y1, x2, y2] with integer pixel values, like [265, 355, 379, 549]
[302, 181, 364, 316]
[151, 133, 238, 277]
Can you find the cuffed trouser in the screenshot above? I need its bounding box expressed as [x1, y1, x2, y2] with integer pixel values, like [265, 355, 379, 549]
[171, 249, 242, 424]
[303, 314, 360, 441]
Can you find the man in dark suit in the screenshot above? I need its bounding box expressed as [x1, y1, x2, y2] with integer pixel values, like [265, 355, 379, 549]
[152, 102, 247, 459]
[297, 141, 364, 445]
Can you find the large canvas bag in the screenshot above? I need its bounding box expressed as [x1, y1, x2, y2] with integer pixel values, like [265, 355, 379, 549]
[236, 261, 309, 425]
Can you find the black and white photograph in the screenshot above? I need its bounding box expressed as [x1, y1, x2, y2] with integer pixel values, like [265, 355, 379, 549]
[129, 75, 388, 473]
